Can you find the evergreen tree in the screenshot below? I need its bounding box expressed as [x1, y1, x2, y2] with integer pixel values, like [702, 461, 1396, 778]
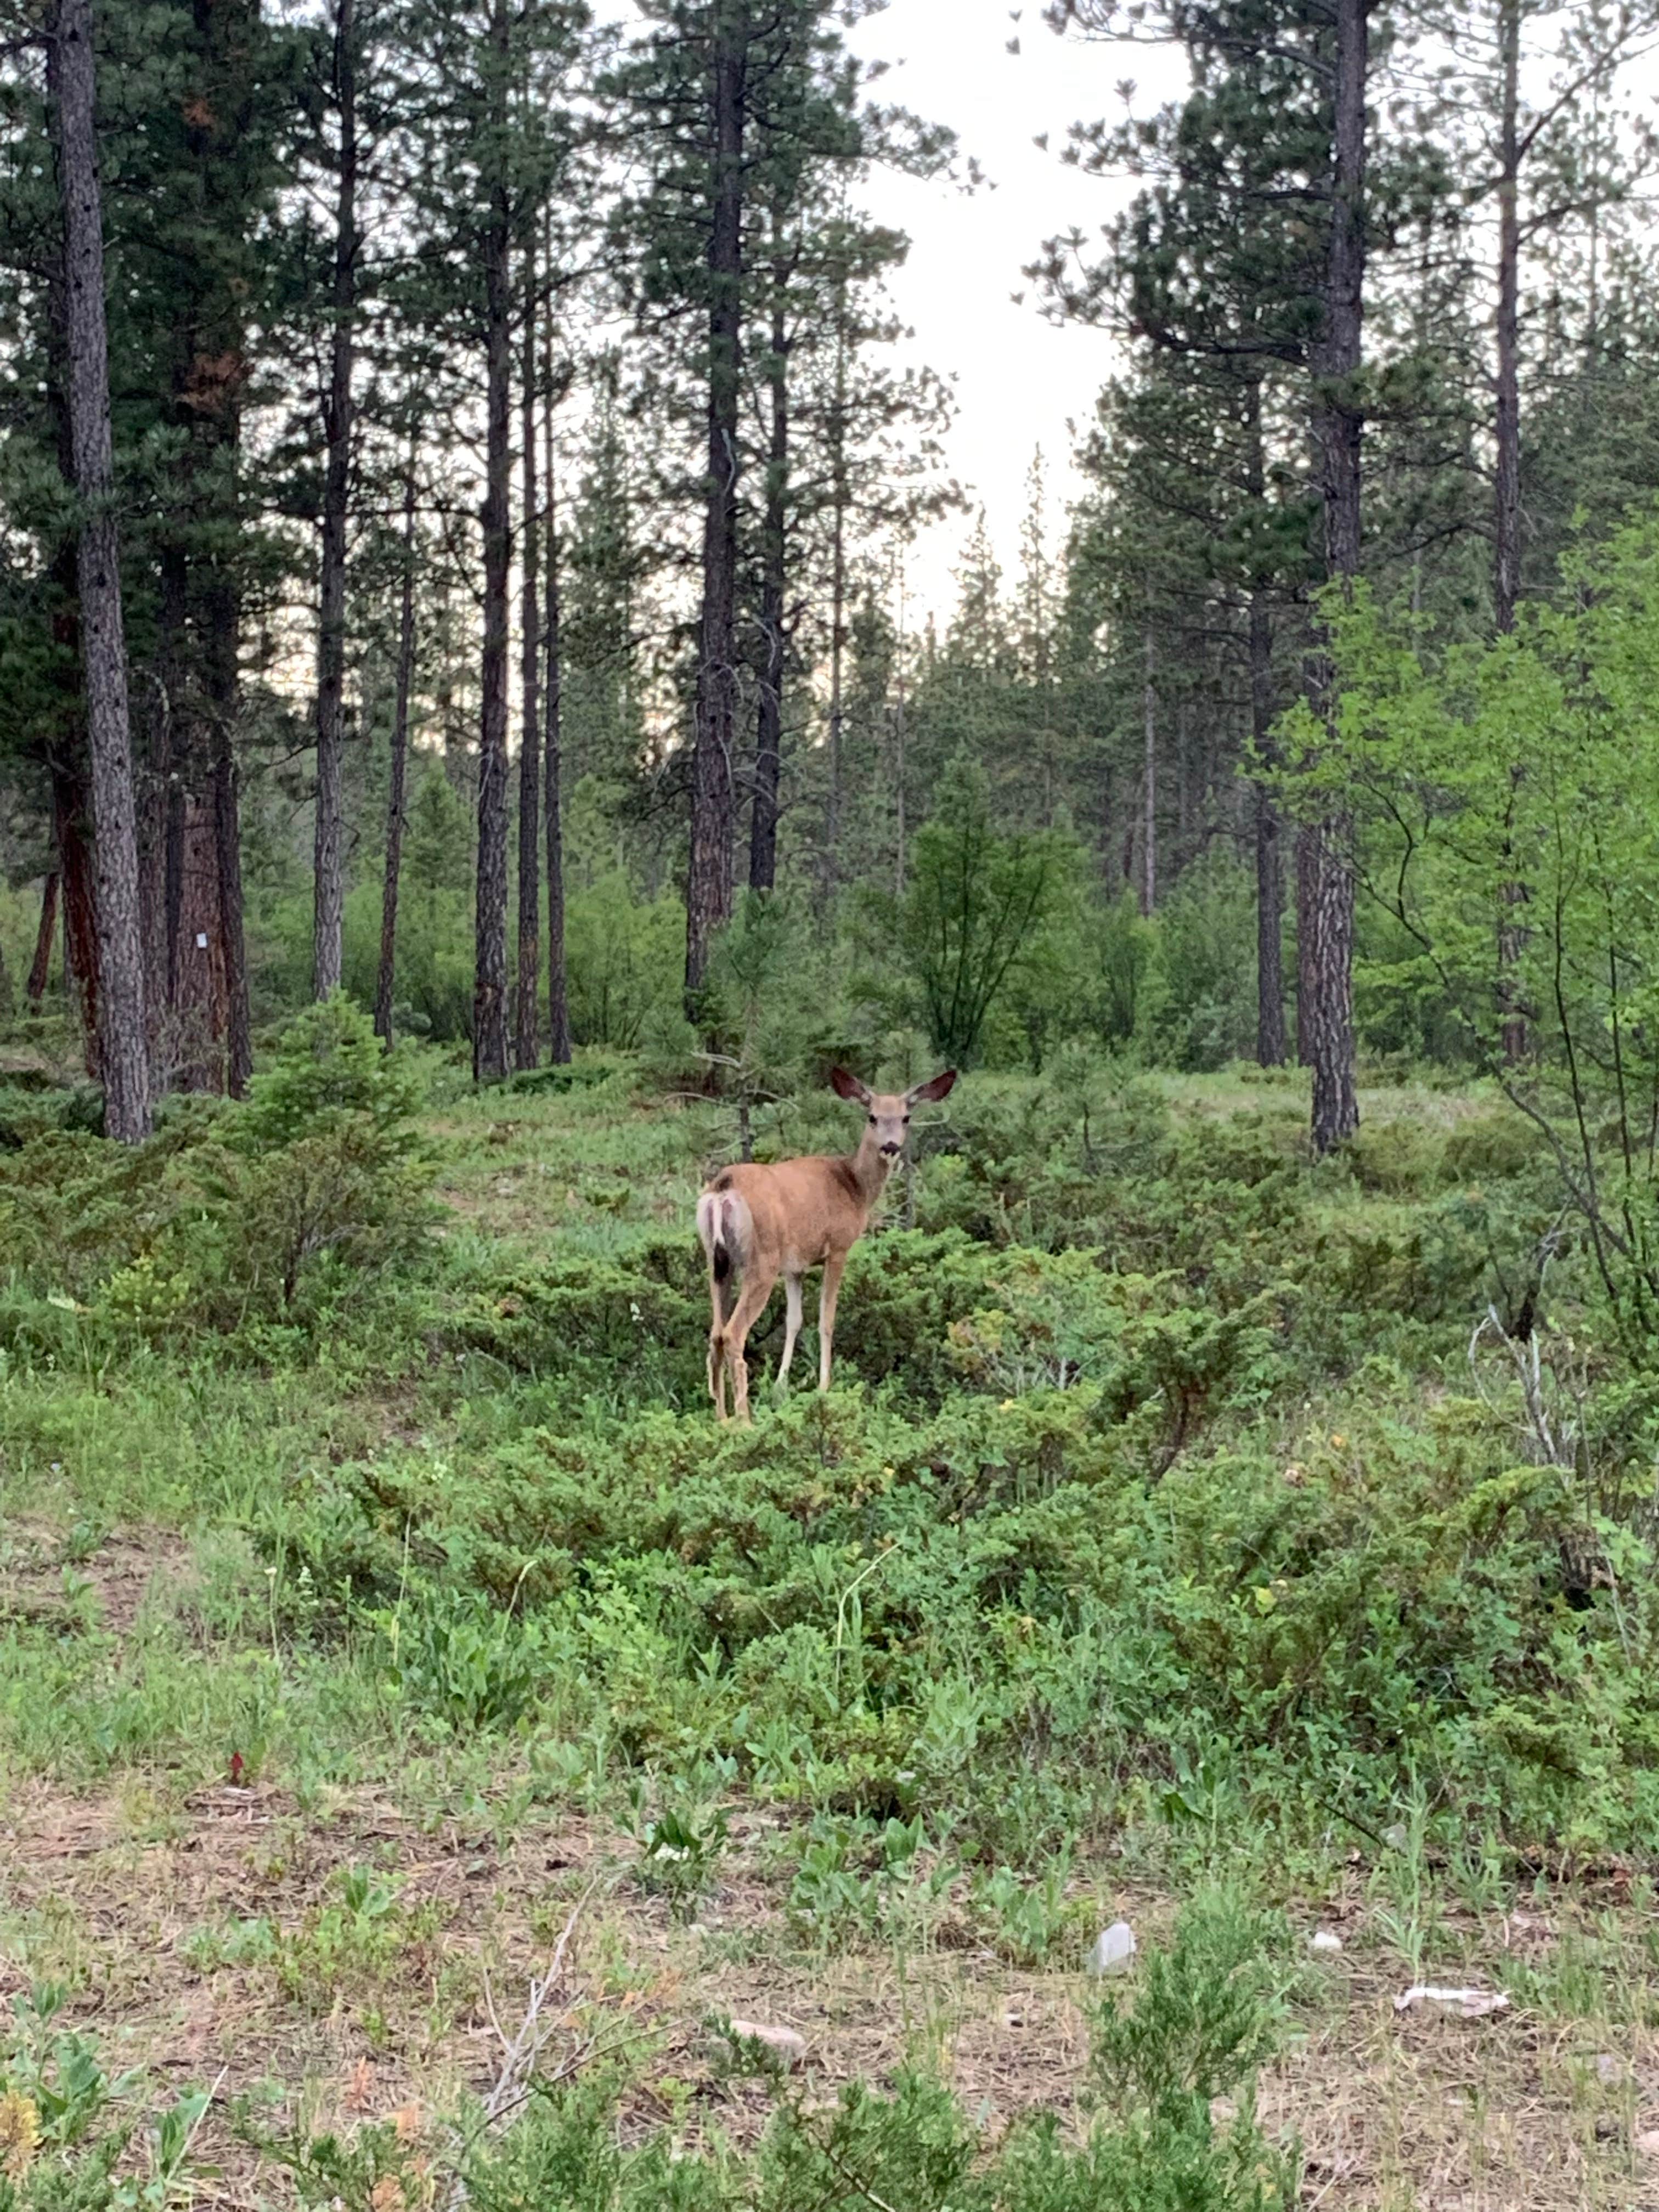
[49, 0, 150, 1138]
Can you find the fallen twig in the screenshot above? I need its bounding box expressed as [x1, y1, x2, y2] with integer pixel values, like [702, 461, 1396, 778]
[442, 1888, 594, 2211]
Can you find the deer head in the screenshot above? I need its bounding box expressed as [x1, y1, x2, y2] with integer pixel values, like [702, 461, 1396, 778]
[830, 1065, 957, 1164]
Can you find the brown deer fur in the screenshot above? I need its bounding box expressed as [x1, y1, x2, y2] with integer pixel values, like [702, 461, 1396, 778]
[694, 1066, 957, 1421]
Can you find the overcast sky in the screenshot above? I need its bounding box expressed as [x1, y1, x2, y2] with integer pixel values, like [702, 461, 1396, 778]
[843, 1, 1189, 625]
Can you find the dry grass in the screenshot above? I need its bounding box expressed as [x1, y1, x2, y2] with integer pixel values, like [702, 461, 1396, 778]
[3, 1761, 1658, 2208]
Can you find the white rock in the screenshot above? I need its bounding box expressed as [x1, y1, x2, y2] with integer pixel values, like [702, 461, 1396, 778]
[727, 2019, 806, 2067]
[1086, 1921, 1137, 1975]
[1594, 2053, 1627, 2086]
[1310, 1929, 1344, 1954]
[1382, 1822, 1410, 1852]
[1392, 1984, 1509, 2019]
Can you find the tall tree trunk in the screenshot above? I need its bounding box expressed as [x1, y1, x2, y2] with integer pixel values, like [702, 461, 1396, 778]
[472, 0, 511, 1084]
[1245, 379, 1285, 1066]
[375, 445, 417, 1046]
[155, 0, 254, 1101]
[1301, 0, 1368, 1154]
[52, 764, 100, 1073]
[749, 230, 788, 894]
[213, 707, 250, 1098]
[1251, 594, 1286, 1068]
[685, 6, 744, 1002]
[515, 245, 541, 1070]
[52, 0, 150, 1139]
[822, 279, 849, 909]
[825, 492, 845, 905]
[154, 545, 187, 1049]
[1141, 620, 1156, 916]
[26, 874, 59, 1007]
[313, 0, 357, 1002]
[184, 574, 249, 1099]
[1494, 0, 1528, 1062]
[893, 562, 907, 901]
[137, 553, 180, 1055]
[543, 320, 572, 1064]
[174, 792, 228, 1092]
[1493, 0, 1521, 636]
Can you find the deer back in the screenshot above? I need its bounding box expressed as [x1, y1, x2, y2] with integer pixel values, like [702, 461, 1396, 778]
[707, 1153, 874, 1273]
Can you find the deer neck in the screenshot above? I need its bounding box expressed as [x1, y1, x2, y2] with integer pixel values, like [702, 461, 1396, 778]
[847, 1130, 896, 1212]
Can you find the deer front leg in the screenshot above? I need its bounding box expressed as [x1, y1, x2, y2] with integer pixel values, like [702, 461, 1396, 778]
[775, 1273, 804, 1399]
[817, 1251, 848, 1392]
[724, 1268, 778, 1424]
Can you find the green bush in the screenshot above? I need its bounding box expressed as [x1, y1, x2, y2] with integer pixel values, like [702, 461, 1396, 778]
[1136, 856, 1260, 1072]
[256, 1888, 1292, 2212]
[0, 998, 435, 1338]
[567, 873, 684, 1049]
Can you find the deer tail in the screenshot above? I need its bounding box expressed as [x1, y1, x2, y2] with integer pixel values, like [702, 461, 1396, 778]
[696, 1188, 749, 1285]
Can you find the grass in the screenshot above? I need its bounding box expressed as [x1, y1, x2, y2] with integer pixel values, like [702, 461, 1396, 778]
[0, 1034, 1657, 2207]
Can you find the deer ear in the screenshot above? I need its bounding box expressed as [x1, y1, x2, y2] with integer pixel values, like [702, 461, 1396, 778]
[830, 1066, 871, 1105]
[908, 1069, 958, 1105]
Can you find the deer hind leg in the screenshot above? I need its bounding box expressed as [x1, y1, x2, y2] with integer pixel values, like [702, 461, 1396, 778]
[706, 1259, 740, 1418]
[723, 1267, 778, 1425]
[817, 1250, 848, 1393]
[775, 1272, 804, 1399]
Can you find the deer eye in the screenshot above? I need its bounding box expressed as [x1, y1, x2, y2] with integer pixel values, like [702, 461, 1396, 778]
[868, 1114, 877, 1125]
[903, 1115, 910, 1125]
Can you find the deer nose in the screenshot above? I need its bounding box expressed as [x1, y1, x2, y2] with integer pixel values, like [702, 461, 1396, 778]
[881, 1141, 902, 1156]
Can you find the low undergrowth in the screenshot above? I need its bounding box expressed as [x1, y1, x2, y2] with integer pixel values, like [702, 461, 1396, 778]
[1, 1009, 1656, 2203]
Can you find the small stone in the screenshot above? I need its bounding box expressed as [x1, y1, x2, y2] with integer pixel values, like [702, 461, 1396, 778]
[727, 2019, 806, 2067]
[1392, 1984, 1509, 2019]
[1310, 1929, 1343, 1954]
[1086, 1921, 1137, 1975]
[1636, 2128, 1659, 2159]
[1594, 2053, 1626, 2086]
[1383, 1822, 1409, 1852]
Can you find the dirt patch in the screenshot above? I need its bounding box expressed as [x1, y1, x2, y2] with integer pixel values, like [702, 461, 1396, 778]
[0, 1523, 194, 1638]
[2, 1779, 1657, 2207]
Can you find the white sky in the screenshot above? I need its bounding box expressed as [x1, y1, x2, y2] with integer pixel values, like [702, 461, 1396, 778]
[844, 0, 1189, 623]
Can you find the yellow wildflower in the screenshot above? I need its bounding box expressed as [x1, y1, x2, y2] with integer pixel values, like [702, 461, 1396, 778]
[0, 2090, 40, 2182]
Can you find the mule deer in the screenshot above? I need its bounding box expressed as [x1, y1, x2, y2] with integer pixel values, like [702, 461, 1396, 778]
[694, 1066, 957, 1421]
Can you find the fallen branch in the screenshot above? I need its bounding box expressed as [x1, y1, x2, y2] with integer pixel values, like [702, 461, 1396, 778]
[442, 1889, 593, 2212]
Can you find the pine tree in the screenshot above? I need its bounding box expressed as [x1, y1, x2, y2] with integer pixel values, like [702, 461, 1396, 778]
[312, 0, 358, 1002]
[49, 0, 150, 1139]
[611, 0, 921, 989]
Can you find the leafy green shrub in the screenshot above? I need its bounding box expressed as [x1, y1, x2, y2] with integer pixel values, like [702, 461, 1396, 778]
[0, 1986, 212, 2212]
[1090, 1890, 1290, 2124]
[634, 1803, 729, 1917]
[972, 1854, 1077, 1966]
[179, 997, 434, 1316]
[365, 1586, 552, 1730]
[239, 992, 427, 1148]
[871, 752, 1073, 1066]
[0, 998, 435, 1338]
[1136, 857, 1260, 1072]
[567, 873, 684, 1049]
[1085, 892, 1156, 1048]
[1346, 1118, 1444, 1194]
[1443, 1106, 1541, 1183]
[340, 879, 473, 1043]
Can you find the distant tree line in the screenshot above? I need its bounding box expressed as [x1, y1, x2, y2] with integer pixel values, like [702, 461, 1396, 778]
[3, 0, 1659, 1150]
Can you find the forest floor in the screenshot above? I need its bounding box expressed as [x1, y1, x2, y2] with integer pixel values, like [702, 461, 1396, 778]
[1, 1057, 1656, 2209]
